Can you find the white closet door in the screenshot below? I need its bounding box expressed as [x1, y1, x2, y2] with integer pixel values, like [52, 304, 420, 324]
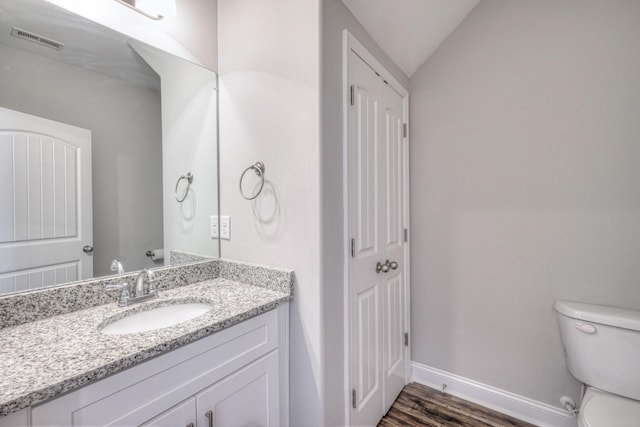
[348, 48, 408, 425]
[348, 50, 384, 427]
[0, 107, 92, 293]
[381, 81, 406, 412]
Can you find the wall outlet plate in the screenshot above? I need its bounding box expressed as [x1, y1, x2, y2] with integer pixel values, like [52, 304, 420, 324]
[210, 215, 219, 238]
[220, 216, 230, 240]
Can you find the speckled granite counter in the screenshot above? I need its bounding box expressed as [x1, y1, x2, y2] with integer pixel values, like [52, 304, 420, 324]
[0, 260, 294, 417]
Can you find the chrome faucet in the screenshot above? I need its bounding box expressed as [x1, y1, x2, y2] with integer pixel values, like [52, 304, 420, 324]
[110, 259, 125, 275]
[105, 269, 159, 307]
[135, 269, 157, 298]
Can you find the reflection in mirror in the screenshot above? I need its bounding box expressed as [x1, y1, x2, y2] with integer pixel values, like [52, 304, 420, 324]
[0, 0, 219, 295]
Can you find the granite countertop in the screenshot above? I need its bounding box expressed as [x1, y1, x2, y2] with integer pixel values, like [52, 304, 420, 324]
[0, 278, 291, 416]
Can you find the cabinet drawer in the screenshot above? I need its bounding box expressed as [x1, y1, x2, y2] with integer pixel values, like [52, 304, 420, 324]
[32, 310, 278, 427]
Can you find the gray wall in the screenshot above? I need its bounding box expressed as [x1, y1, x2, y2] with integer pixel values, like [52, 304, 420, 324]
[409, 0, 640, 408]
[320, 0, 408, 424]
[0, 44, 163, 277]
[217, 1, 322, 425]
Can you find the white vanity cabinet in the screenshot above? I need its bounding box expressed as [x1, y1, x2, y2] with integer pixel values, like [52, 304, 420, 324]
[25, 304, 289, 427]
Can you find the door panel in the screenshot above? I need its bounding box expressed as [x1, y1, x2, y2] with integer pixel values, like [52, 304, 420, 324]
[1, 134, 80, 243]
[383, 271, 404, 410]
[0, 137, 12, 243]
[0, 107, 92, 293]
[196, 351, 279, 427]
[355, 86, 378, 256]
[356, 285, 380, 408]
[385, 273, 403, 373]
[384, 106, 403, 250]
[0, 262, 78, 294]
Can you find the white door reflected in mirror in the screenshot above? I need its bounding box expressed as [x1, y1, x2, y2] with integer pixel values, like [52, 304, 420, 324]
[0, 107, 93, 293]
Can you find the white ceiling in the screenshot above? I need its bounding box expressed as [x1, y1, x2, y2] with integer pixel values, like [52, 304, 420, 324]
[342, 0, 480, 77]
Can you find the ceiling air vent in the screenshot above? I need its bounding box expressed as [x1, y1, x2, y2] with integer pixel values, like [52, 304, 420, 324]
[10, 27, 64, 51]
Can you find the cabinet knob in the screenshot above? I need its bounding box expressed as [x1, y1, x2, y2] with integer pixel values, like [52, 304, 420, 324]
[186, 423, 194, 427]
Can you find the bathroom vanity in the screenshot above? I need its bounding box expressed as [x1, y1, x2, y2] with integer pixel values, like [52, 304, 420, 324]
[0, 259, 293, 427]
[0, 2, 294, 425]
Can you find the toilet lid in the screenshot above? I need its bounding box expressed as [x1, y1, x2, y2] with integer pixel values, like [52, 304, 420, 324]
[581, 388, 640, 427]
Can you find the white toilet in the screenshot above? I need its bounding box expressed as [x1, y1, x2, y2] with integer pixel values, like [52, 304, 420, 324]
[555, 300, 640, 427]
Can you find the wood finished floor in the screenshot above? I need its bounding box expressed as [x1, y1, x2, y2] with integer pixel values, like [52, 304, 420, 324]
[378, 383, 536, 427]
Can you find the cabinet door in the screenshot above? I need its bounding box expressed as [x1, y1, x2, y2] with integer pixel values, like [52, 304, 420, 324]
[141, 397, 196, 427]
[196, 351, 279, 427]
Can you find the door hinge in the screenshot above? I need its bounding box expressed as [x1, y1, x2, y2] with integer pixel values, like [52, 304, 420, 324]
[403, 123, 408, 138]
[404, 228, 408, 243]
[352, 389, 357, 409]
[351, 238, 355, 257]
[404, 332, 409, 347]
[350, 85, 355, 106]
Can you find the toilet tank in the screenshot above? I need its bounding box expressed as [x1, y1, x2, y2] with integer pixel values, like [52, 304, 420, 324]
[554, 301, 640, 401]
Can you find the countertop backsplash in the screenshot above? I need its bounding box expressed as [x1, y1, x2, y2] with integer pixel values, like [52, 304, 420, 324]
[0, 258, 294, 329]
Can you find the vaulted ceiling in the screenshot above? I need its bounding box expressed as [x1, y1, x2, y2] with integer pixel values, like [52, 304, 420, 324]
[341, 0, 480, 77]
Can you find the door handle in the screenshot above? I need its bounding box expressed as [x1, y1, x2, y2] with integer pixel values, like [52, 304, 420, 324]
[205, 410, 214, 427]
[82, 245, 94, 254]
[376, 260, 398, 273]
[376, 261, 390, 274]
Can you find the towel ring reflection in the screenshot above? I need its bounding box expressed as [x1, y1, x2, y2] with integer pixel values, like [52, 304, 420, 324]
[175, 172, 193, 202]
[239, 161, 265, 200]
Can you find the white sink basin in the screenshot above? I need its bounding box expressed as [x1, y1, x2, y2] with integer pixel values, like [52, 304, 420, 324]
[100, 303, 212, 335]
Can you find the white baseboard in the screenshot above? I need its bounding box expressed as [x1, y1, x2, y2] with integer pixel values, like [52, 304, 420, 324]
[411, 362, 577, 427]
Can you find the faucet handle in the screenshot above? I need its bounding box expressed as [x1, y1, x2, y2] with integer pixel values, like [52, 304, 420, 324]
[105, 282, 130, 307]
[105, 282, 127, 291]
[147, 270, 159, 295]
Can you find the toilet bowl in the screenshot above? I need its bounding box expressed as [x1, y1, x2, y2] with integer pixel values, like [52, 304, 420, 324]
[578, 388, 640, 427]
[554, 300, 640, 427]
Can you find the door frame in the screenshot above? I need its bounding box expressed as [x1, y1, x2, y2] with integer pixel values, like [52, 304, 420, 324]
[342, 30, 411, 424]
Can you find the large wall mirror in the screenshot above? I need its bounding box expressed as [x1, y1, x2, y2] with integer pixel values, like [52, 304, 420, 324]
[0, 0, 219, 295]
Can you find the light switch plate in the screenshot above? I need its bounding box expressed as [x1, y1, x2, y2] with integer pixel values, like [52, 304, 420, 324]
[220, 216, 230, 240]
[210, 215, 219, 238]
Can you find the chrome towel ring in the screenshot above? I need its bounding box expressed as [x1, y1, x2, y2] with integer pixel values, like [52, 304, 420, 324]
[175, 172, 193, 202]
[239, 161, 265, 200]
